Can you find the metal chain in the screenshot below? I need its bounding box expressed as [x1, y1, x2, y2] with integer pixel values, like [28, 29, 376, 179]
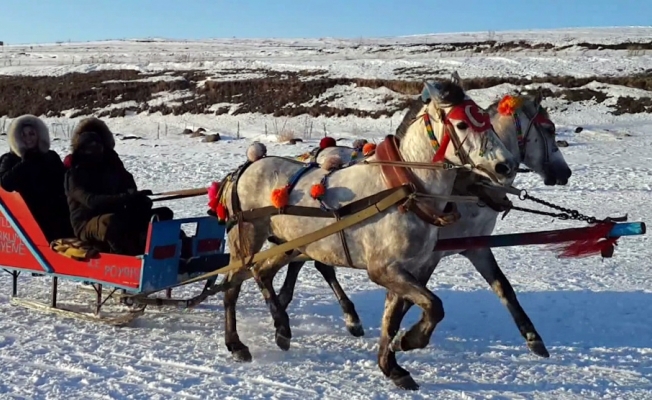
[509, 189, 602, 224]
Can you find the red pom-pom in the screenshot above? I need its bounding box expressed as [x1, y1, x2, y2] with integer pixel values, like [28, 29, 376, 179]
[310, 183, 326, 199]
[271, 186, 289, 208]
[319, 136, 336, 149]
[216, 203, 228, 220]
[362, 143, 376, 155]
[207, 181, 220, 201]
[63, 154, 72, 168]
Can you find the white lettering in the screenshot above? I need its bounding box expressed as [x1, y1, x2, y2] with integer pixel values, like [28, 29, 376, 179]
[104, 265, 140, 281]
[0, 230, 26, 255]
[0, 217, 13, 229]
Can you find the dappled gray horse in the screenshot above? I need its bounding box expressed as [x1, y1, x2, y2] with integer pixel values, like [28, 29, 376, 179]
[273, 83, 571, 390]
[218, 79, 519, 390]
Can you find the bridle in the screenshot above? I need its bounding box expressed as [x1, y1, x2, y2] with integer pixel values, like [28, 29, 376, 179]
[413, 97, 495, 177]
[510, 101, 556, 167]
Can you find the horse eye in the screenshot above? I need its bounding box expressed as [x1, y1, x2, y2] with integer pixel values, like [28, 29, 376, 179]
[456, 122, 468, 130]
[541, 123, 556, 133]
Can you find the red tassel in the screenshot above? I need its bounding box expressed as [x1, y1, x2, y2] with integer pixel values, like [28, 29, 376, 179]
[546, 222, 618, 258]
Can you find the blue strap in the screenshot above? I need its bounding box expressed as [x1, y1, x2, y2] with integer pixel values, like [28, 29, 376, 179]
[286, 162, 318, 192]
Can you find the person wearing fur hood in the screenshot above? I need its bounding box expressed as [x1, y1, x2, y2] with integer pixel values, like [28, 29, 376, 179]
[0, 115, 74, 242]
[64, 117, 172, 255]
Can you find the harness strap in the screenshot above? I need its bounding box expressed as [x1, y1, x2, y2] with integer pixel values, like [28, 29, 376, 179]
[167, 185, 415, 288]
[288, 162, 318, 191]
[229, 160, 254, 216]
[333, 209, 355, 268]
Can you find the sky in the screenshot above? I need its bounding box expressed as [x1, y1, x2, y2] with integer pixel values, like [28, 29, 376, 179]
[0, 0, 650, 44]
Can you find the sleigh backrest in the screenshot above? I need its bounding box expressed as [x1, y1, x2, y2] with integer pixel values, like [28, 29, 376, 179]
[0, 188, 51, 271]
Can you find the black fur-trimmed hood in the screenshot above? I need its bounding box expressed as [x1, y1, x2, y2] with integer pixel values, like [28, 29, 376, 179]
[71, 117, 115, 152]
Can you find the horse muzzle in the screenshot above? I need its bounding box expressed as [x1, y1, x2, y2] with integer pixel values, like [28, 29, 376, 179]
[543, 163, 572, 186]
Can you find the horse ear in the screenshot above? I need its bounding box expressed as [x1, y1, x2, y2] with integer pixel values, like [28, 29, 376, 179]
[420, 86, 430, 103]
[534, 88, 544, 105]
[450, 71, 464, 89]
[423, 80, 445, 103]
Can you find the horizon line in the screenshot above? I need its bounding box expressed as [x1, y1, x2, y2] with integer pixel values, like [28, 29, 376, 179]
[3, 24, 651, 47]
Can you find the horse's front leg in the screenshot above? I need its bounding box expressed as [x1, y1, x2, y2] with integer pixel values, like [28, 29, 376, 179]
[314, 261, 364, 337]
[368, 262, 445, 390]
[277, 259, 364, 337]
[277, 260, 304, 311]
[252, 253, 296, 351]
[377, 291, 418, 390]
[462, 247, 549, 358]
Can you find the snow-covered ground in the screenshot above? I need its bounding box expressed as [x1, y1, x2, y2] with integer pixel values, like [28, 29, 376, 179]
[0, 27, 651, 399]
[1, 26, 651, 79]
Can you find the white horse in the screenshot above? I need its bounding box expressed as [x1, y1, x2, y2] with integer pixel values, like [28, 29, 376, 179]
[217, 78, 519, 390]
[272, 85, 572, 390]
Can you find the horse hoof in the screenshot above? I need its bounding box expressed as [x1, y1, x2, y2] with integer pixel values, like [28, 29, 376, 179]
[347, 322, 365, 337]
[527, 339, 550, 358]
[275, 332, 291, 351]
[392, 374, 420, 391]
[232, 348, 253, 362]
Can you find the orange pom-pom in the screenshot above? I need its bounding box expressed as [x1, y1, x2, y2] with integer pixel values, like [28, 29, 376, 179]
[216, 203, 228, 221]
[497, 95, 523, 116]
[310, 183, 326, 199]
[362, 142, 376, 155]
[271, 186, 289, 208]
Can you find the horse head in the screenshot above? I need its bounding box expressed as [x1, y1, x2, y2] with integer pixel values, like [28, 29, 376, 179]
[404, 78, 518, 185]
[489, 90, 572, 185]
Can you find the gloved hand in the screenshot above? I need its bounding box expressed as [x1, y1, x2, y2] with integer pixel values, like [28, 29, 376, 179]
[126, 188, 153, 196]
[126, 190, 153, 211]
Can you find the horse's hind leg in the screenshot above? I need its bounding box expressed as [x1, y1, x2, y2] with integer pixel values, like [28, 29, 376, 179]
[222, 221, 268, 362]
[223, 270, 252, 362]
[314, 261, 364, 337]
[462, 248, 549, 358]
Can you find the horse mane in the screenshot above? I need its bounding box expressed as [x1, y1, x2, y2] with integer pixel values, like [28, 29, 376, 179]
[395, 81, 467, 139]
[395, 98, 423, 139]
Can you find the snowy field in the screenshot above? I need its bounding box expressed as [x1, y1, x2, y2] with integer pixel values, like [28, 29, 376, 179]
[0, 27, 651, 399]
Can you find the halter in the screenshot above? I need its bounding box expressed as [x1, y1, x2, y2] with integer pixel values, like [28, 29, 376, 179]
[511, 103, 555, 165]
[418, 98, 493, 170]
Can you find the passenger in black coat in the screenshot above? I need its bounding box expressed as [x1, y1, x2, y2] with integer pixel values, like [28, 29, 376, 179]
[64, 117, 173, 255]
[0, 115, 74, 242]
